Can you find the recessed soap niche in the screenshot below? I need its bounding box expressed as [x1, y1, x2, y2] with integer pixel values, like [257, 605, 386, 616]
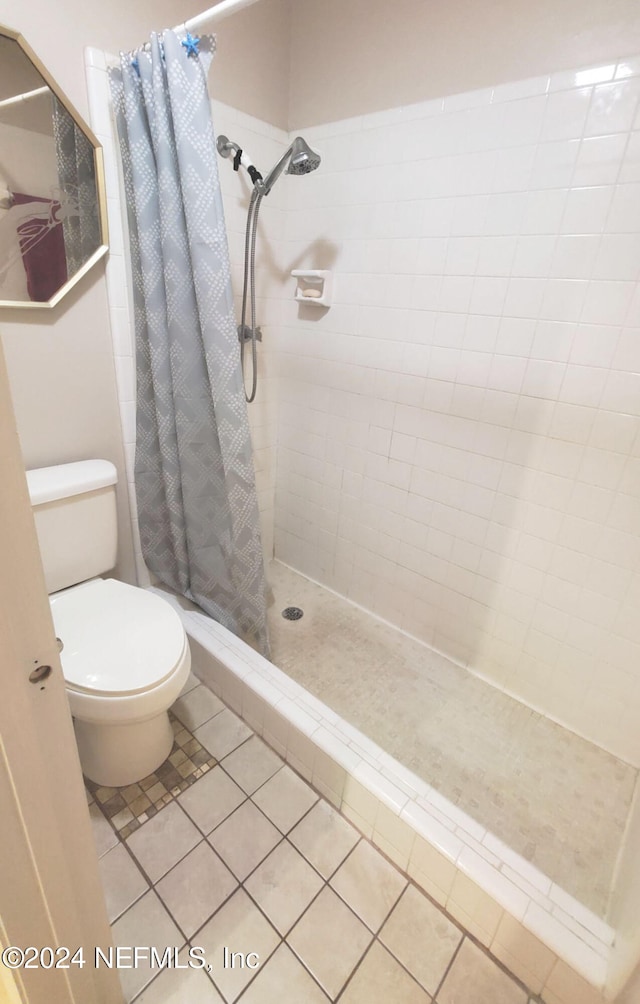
[292, 269, 332, 307]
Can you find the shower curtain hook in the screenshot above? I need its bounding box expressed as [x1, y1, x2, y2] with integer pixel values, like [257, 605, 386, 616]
[181, 31, 201, 57]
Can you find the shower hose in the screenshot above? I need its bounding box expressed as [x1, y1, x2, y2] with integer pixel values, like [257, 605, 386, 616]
[239, 185, 264, 403]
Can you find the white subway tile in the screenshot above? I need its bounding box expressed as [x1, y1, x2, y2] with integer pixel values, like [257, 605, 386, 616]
[401, 800, 464, 860]
[593, 234, 640, 280]
[612, 326, 640, 370]
[558, 365, 607, 408]
[491, 913, 557, 994]
[531, 139, 580, 189]
[573, 133, 629, 186]
[521, 189, 569, 234]
[523, 902, 608, 987]
[616, 57, 640, 79]
[544, 960, 609, 1004]
[551, 235, 599, 279]
[606, 182, 640, 232]
[561, 187, 613, 235]
[85, 46, 107, 70]
[549, 65, 613, 91]
[598, 369, 638, 415]
[353, 761, 409, 813]
[444, 87, 494, 112]
[541, 87, 593, 142]
[619, 130, 640, 183]
[447, 872, 505, 946]
[114, 356, 135, 403]
[570, 323, 618, 367]
[581, 280, 635, 325]
[548, 885, 615, 947]
[584, 78, 640, 137]
[492, 75, 550, 103]
[105, 254, 128, 309]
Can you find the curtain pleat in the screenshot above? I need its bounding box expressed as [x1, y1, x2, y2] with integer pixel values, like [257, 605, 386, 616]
[109, 31, 270, 656]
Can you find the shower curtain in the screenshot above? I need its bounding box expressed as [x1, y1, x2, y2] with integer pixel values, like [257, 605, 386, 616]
[109, 31, 270, 655]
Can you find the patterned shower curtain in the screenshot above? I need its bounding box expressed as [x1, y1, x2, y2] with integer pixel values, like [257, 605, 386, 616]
[108, 31, 270, 655]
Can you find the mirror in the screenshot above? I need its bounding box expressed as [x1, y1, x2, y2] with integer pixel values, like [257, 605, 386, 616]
[0, 25, 107, 309]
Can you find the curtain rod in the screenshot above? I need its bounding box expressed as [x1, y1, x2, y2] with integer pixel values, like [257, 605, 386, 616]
[0, 86, 49, 110]
[178, 0, 262, 34]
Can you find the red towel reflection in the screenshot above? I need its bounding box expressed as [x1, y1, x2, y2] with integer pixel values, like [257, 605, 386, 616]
[13, 192, 67, 302]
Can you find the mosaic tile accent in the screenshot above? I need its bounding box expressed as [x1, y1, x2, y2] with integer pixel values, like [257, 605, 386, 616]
[86, 712, 217, 840]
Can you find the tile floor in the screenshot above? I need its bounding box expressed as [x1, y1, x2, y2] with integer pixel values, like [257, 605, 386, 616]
[266, 560, 636, 917]
[89, 674, 541, 1003]
[87, 709, 219, 839]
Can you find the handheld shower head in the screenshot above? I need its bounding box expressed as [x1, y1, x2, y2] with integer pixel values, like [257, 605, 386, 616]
[286, 136, 322, 176]
[260, 136, 321, 194]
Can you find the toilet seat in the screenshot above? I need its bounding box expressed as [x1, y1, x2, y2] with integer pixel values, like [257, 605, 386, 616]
[50, 577, 186, 696]
[49, 577, 191, 726]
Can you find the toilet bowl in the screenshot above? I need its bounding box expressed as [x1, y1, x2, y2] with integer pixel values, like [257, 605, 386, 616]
[50, 577, 190, 787]
[27, 459, 192, 788]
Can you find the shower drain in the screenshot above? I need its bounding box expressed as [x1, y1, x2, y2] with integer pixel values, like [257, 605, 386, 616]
[282, 606, 304, 621]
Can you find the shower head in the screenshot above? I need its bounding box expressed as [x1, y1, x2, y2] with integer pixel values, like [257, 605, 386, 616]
[260, 136, 321, 195]
[286, 136, 322, 176]
[217, 132, 321, 195]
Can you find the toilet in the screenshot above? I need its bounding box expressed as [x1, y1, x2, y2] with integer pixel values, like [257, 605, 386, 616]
[27, 459, 191, 788]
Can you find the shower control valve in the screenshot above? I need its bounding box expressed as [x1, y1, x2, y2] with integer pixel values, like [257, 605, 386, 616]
[237, 323, 262, 343]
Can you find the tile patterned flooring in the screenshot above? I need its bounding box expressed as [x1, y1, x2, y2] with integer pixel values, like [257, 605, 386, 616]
[89, 675, 540, 1003]
[266, 560, 637, 918]
[87, 710, 219, 840]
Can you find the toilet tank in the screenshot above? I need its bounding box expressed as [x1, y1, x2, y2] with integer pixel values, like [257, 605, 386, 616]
[26, 460, 119, 594]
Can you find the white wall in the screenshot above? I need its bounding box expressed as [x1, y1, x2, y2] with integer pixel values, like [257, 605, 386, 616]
[0, 0, 290, 584]
[0, 0, 199, 584]
[0, 0, 204, 122]
[289, 0, 640, 128]
[210, 0, 290, 131]
[274, 60, 640, 766]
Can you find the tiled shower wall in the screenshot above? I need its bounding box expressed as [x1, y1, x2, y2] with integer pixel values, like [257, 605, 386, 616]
[212, 100, 288, 563]
[89, 44, 640, 767]
[274, 59, 640, 766]
[89, 50, 640, 992]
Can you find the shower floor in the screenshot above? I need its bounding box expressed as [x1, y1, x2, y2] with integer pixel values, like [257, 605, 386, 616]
[266, 560, 637, 919]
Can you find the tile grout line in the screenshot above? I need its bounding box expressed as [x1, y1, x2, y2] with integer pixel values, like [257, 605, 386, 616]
[100, 698, 542, 1003]
[121, 760, 322, 1000]
[431, 933, 465, 1002]
[119, 781, 381, 1000]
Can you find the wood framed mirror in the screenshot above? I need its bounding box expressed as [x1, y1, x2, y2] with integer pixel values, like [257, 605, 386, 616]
[0, 25, 108, 309]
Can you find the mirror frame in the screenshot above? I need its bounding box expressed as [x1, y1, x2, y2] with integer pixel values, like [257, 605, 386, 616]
[0, 23, 108, 310]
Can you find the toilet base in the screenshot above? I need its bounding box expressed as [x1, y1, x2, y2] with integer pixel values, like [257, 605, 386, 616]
[74, 710, 174, 787]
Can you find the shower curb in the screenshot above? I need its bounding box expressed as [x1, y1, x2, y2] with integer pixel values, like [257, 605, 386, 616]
[151, 587, 616, 1004]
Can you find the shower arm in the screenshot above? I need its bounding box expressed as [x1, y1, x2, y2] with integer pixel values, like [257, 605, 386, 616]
[216, 135, 263, 186]
[217, 136, 297, 197]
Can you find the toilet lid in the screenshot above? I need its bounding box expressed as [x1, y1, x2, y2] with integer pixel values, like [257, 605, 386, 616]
[50, 578, 186, 696]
